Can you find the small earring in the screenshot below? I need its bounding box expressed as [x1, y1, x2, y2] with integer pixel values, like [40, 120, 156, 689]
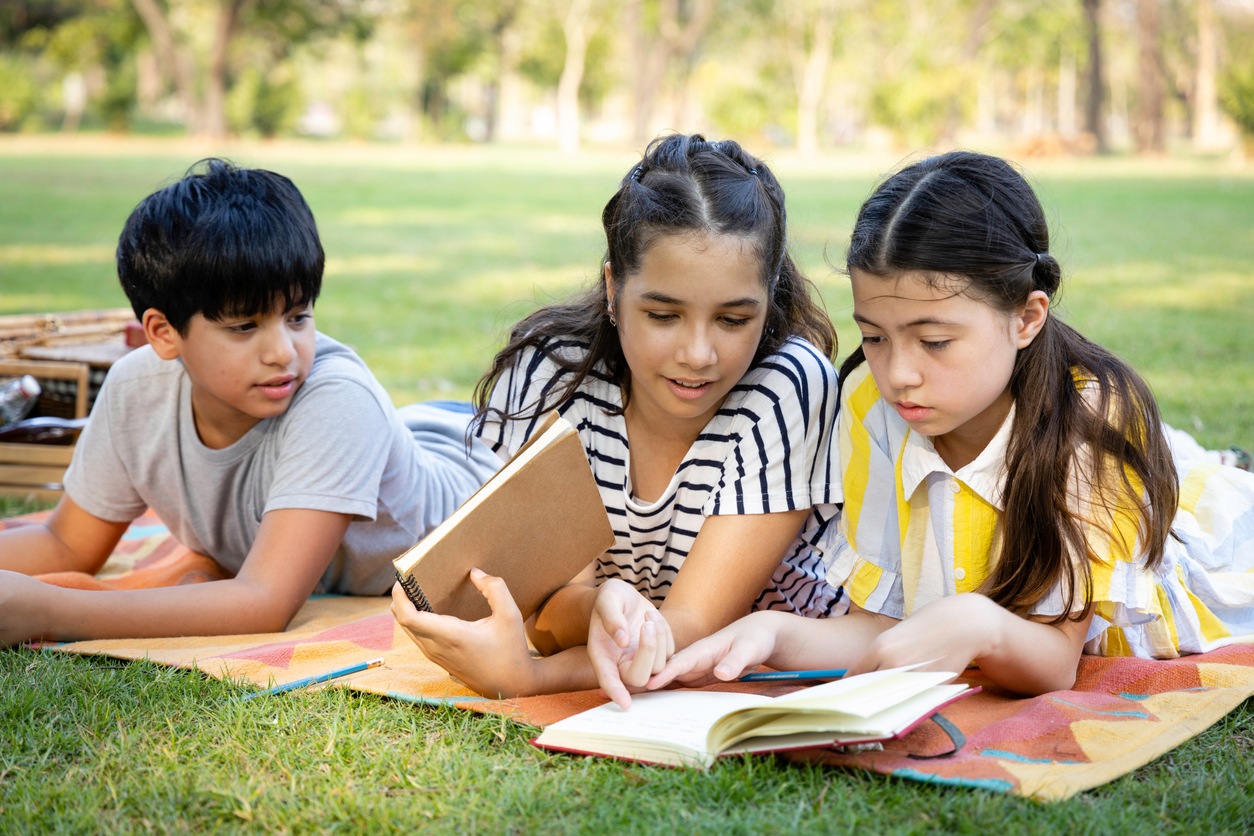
[606, 305, 617, 327]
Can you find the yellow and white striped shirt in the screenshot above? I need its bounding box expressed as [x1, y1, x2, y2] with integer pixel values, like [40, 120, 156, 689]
[825, 364, 1254, 658]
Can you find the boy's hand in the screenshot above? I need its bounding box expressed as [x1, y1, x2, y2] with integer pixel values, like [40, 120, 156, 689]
[646, 610, 780, 690]
[587, 579, 674, 709]
[390, 568, 539, 698]
[0, 570, 53, 646]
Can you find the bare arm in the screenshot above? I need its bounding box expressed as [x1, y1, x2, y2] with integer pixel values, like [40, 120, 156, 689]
[0, 494, 129, 576]
[847, 593, 1092, 694]
[392, 508, 812, 702]
[653, 593, 1091, 697]
[0, 507, 351, 646]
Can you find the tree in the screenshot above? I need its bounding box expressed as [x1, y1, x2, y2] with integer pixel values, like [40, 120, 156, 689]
[556, 0, 598, 153]
[785, 0, 839, 157]
[1133, 0, 1163, 153]
[128, 0, 369, 138]
[1194, 0, 1221, 150]
[1081, 0, 1107, 152]
[626, 0, 716, 143]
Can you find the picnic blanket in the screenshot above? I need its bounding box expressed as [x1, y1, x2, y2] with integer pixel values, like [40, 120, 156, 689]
[11, 510, 1254, 801]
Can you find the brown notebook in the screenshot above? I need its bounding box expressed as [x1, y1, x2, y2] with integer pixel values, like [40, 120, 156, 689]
[393, 411, 616, 621]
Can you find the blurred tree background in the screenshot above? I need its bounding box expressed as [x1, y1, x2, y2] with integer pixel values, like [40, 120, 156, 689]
[2, 0, 1254, 153]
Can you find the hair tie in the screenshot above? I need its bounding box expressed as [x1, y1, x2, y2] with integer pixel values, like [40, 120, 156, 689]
[1035, 252, 1047, 263]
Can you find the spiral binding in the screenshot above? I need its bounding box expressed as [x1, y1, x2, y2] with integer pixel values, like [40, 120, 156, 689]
[396, 570, 433, 613]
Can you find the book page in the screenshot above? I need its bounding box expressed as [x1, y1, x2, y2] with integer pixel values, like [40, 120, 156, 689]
[769, 668, 957, 717]
[535, 691, 770, 762]
[718, 683, 971, 750]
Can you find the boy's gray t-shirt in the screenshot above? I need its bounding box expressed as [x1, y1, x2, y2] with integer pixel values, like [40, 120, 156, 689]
[64, 332, 497, 595]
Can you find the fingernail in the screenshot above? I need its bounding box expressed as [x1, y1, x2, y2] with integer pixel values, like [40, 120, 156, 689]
[470, 568, 485, 579]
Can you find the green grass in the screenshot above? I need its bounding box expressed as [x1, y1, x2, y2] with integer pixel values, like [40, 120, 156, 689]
[2, 139, 1254, 832]
[2, 650, 1253, 834]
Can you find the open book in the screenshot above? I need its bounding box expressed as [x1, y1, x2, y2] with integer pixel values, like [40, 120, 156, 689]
[533, 667, 976, 768]
[394, 411, 615, 621]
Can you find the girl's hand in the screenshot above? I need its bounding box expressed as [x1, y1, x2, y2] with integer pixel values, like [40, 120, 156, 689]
[645, 610, 781, 690]
[587, 579, 675, 709]
[845, 593, 999, 678]
[390, 568, 539, 698]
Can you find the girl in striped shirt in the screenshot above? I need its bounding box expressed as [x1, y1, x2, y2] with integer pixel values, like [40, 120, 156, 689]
[650, 151, 1254, 697]
[393, 135, 845, 706]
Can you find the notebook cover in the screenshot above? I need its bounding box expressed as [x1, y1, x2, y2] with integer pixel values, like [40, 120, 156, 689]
[398, 420, 614, 621]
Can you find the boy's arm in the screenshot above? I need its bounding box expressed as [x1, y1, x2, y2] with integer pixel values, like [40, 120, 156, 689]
[0, 494, 129, 575]
[0, 507, 351, 646]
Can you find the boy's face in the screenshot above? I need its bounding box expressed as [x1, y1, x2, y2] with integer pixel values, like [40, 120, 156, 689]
[152, 303, 316, 449]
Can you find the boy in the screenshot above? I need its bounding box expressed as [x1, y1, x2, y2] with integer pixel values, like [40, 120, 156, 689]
[0, 160, 499, 646]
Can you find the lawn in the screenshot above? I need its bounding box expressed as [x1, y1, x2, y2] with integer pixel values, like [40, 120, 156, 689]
[1, 138, 1253, 833]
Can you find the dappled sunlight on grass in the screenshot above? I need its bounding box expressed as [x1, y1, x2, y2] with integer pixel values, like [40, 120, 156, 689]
[0, 244, 114, 266]
[324, 253, 438, 276]
[1110, 272, 1254, 311]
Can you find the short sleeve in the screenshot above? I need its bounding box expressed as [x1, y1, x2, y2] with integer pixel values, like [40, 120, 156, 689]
[705, 339, 840, 515]
[61, 370, 147, 523]
[822, 363, 907, 618]
[262, 375, 395, 521]
[476, 339, 587, 458]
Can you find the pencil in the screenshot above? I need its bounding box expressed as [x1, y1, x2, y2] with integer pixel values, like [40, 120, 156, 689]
[240, 657, 386, 700]
[738, 668, 847, 682]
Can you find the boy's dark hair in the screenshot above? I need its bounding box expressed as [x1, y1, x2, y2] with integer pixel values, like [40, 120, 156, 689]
[117, 159, 323, 334]
[474, 133, 837, 422]
[841, 150, 1177, 621]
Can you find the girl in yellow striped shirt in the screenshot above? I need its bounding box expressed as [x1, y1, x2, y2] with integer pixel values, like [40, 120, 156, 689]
[649, 151, 1254, 696]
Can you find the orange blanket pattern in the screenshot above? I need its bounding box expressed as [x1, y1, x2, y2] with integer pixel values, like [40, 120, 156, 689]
[10, 510, 1254, 801]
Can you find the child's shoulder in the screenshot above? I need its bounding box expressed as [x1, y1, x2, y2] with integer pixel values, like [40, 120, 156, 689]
[732, 338, 837, 416]
[743, 337, 837, 391]
[838, 361, 880, 416]
[289, 332, 395, 417]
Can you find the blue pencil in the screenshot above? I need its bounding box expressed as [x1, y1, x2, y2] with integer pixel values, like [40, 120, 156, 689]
[739, 668, 848, 682]
[240, 657, 386, 700]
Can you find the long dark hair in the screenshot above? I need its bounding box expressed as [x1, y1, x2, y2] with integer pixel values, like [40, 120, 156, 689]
[842, 151, 1177, 620]
[473, 133, 837, 423]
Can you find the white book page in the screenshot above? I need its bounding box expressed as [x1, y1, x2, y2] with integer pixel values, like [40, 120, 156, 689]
[536, 691, 770, 758]
[769, 667, 958, 717]
[728, 683, 970, 745]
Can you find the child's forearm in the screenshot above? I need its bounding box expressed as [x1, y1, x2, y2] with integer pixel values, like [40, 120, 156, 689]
[19, 575, 300, 642]
[529, 582, 599, 655]
[0, 525, 81, 574]
[764, 608, 899, 672]
[969, 601, 1089, 694]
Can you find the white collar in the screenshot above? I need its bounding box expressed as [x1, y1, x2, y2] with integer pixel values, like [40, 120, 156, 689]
[899, 404, 1015, 510]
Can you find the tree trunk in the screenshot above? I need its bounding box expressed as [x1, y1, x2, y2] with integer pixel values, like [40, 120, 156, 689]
[1134, 0, 1162, 153]
[1081, 0, 1107, 152]
[1058, 47, 1077, 138]
[128, 0, 200, 133]
[1194, 0, 1220, 150]
[557, 0, 593, 154]
[789, 0, 838, 157]
[938, 0, 995, 144]
[203, 0, 248, 139]
[629, 0, 716, 144]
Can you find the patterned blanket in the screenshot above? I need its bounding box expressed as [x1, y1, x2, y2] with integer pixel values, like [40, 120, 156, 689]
[11, 511, 1254, 801]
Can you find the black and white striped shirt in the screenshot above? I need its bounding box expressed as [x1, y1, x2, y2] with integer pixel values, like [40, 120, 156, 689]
[477, 337, 845, 617]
